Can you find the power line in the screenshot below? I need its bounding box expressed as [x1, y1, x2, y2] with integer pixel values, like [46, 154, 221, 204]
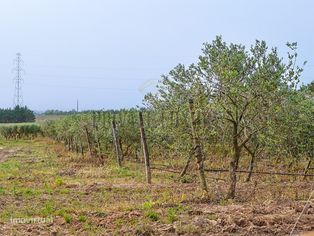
[13, 53, 24, 107]
[26, 73, 159, 81]
[23, 82, 140, 92]
[26, 64, 170, 71]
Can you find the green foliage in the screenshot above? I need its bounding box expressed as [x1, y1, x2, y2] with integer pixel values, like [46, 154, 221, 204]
[142, 200, 159, 221]
[0, 106, 35, 123]
[78, 215, 87, 223]
[41, 201, 55, 216]
[110, 166, 137, 178]
[266, 88, 314, 160]
[0, 160, 20, 171]
[167, 207, 179, 223]
[0, 124, 41, 139]
[179, 175, 194, 184]
[56, 208, 72, 223]
[54, 177, 64, 186]
[38, 36, 313, 198]
[145, 210, 158, 221]
[42, 109, 77, 116]
[0, 186, 5, 195]
[63, 214, 72, 223]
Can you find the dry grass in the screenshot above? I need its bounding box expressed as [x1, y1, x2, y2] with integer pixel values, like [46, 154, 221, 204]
[0, 138, 313, 235]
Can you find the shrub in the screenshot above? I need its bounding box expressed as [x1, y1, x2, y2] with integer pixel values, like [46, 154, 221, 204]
[0, 124, 42, 139]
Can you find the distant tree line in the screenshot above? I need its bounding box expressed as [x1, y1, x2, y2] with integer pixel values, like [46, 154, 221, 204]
[42, 109, 77, 116]
[0, 106, 35, 123]
[42, 109, 127, 116]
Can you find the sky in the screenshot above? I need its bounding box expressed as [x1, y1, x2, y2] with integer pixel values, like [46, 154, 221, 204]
[0, 0, 313, 111]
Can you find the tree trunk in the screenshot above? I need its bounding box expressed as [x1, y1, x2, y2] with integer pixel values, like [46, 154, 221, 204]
[84, 126, 96, 157]
[244, 145, 258, 182]
[180, 154, 192, 178]
[80, 142, 84, 155]
[75, 143, 79, 154]
[92, 119, 102, 159]
[188, 99, 208, 194]
[111, 120, 122, 167]
[288, 159, 295, 169]
[246, 152, 256, 182]
[119, 138, 124, 161]
[304, 159, 312, 180]
[175, 110, 179, 127]
[139, 111, 152, 184]
[227, 123, 241, 199]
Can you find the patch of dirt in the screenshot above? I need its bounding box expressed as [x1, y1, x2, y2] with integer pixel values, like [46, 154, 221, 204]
[0, 148, 18, 162]
[187, 201, 314, 235]
[59, 168, 77, 177]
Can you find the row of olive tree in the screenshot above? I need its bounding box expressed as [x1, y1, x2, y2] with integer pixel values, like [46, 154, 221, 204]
[144, 36, 312, 198]
[42, 37, 313, 199]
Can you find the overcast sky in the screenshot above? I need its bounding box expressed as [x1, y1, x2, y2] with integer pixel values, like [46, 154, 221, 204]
[0, 0, 313, 111]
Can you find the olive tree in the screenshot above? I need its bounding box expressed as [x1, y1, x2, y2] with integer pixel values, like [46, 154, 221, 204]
[145, 64, 212, 194]
[197, 37, 304, 198]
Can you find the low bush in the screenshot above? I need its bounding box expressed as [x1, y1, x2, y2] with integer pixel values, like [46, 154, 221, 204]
[0, 124, 42, 139]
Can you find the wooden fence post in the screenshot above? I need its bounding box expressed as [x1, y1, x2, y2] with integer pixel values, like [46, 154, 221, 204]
[84, 125, 96, 157]
[180, 153, 193, 178]
[139, 111, 152, 184]
[112, 119, 122, 167]
[304, 159, 312, 180]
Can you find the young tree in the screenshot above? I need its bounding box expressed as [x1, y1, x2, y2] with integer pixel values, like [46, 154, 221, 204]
[144, 64, 211, 192]
[145, 37, 304, 199]
[268, 84, 314, 174]
[197, 37, 304, 198]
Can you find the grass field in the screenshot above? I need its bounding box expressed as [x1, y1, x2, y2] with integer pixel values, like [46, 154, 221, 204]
[0, 122, 37, 126]
[35, 115, 67, 123]
[0, 114, 65, 126]
[0, 138, 313, 235]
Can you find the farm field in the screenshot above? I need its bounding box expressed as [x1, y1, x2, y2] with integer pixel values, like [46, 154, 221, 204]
[0, 138, 313, 235]
[0, 2, 313, 235]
